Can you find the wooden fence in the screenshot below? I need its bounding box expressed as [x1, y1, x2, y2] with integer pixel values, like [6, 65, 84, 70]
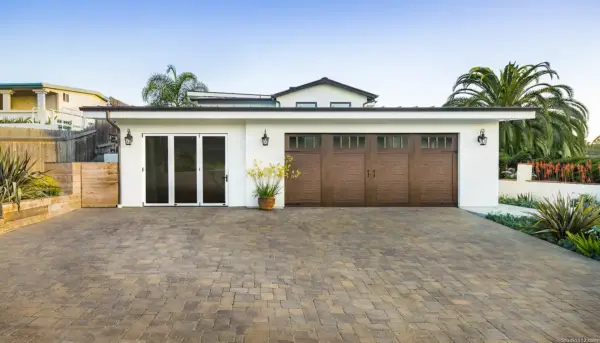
[46, 162, 118, 208]
[81, 163, 118, 207]
[0, 122, 116, 171]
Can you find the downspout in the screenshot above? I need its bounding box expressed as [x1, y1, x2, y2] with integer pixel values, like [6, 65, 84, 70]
[105, 110, 121, 207]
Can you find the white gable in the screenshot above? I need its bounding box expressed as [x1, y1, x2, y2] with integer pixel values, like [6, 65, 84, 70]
[275, 84, 369, 107]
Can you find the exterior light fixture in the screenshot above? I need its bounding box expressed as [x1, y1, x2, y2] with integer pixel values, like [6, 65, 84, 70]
[261, 130, 269, 146]
[124, 129, 133, 146]
[477, 129, 487, 146]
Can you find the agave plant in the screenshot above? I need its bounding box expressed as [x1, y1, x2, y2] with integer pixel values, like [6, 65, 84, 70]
[532, 193, 600, 240]
[0, 148, 42, 211]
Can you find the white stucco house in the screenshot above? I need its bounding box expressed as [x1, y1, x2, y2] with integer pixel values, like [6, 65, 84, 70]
[80, 77, 536, 210]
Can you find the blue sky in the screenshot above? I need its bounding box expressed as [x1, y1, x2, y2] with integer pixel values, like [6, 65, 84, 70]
[2, 0, 599, 140]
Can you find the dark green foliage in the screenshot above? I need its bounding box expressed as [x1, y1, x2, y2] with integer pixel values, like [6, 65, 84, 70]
[498, 193, 537, 208]
[485, 212, 536, 230]
[572, 193, 600, 207]
[532, 194, 600, 240]
[558, 238, 577, 251]
[587, 226, 600, 238]
[445, 62, 588, 158]
[499, 151, 534, 170]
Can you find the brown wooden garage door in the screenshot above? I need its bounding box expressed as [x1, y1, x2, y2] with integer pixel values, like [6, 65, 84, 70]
[285, 134, 458, 206]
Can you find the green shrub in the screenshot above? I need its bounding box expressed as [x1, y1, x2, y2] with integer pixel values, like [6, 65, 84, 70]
[20, 175, 61, 199]
[498, 193, 537, 208]
[572, 193, 600, 207]
[0, 117, 33, 124]
[558, 238, 578, 252]
[532, 193, 600, 240]
[587, 226, 600, 238]
[0, 148, 42, 209]
[566, 232, 600, 258]
[485, 212, 536, 230]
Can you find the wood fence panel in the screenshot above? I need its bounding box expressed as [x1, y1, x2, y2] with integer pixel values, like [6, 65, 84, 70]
[0, 124, 114, 171]
[81, 163, 118, 207]
[45, 162, 81, 195]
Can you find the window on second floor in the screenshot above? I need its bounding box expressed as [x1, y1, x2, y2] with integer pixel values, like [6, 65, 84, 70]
[296, 102, 317, 108]
[330, 102, 351, 108]
[63, 93, 70, 102]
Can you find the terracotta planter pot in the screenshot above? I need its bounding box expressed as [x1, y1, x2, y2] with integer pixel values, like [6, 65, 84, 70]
[258, 196, 276, 211]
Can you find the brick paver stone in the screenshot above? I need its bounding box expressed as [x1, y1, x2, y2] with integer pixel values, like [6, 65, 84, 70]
[0, 207, 599, 342]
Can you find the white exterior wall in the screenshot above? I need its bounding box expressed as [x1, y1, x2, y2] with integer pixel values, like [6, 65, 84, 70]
[118, 117, 499, 209]
[276, 84, 369, 107]
[500, 179, 600, 201]
[117, 119, 246, 207]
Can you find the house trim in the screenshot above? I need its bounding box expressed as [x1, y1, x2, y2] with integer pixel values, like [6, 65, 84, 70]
[272, 77, 378, 100]
[80, 107, 536, 121]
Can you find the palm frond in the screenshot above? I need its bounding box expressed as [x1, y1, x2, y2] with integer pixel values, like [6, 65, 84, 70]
[444, 61, 588, 158]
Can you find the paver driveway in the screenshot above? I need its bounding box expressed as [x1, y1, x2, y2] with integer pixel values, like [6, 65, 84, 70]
[0, 208, 599, 343]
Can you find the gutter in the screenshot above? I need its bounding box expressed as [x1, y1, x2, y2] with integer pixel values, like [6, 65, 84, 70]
[105, 110, 121, 207]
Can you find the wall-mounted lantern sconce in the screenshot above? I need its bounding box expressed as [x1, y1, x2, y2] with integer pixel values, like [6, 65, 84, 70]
[124, 129, 133, 146]
[261, 130, 269, 146]
[477, 129, 488, 146]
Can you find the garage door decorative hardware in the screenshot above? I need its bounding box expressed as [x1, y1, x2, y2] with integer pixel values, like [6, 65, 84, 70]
[477, 129, 487, 146]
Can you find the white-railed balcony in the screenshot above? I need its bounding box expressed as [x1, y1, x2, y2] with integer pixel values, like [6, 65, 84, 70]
[0, 89, 93, 131]
[0, 108, 92, 131]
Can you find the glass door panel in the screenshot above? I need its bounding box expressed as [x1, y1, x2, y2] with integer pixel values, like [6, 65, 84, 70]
[174, 136, 198, 204]
[202, 136, 227, 204]
[145, 136, 169, 204]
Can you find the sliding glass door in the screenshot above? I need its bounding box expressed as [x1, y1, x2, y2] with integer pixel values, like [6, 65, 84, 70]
[144, 134, 227, 206]
[174, 136, 198, 204]
[201, 135, 227, 206]
[145, 136, 169, 204]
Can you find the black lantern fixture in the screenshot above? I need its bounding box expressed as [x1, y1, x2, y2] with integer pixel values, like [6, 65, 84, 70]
[477, 129, 488, 146]
[124, 129, 133, 146]
[261, 130, 269, 146]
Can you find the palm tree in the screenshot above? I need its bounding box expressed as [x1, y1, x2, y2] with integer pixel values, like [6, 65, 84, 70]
[444, 62, 588, 158]
[142, 64, 208, 107]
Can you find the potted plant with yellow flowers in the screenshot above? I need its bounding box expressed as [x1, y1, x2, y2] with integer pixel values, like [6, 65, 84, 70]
[247, 155, 301, 210]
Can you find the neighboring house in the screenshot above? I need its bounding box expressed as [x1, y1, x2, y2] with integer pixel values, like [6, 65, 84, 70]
[188, 77, 377, 108]
[81, 77, 536, 210]
[0, 83, 112, 130]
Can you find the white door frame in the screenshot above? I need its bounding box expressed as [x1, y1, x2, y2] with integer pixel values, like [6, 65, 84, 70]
[199, 134, 228, 207]
[142, 133, 228, 207]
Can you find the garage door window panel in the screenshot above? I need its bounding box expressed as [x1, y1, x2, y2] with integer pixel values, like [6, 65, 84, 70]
[420, 135, 456, 152]
[333, 135, 366, 149]
[288, 135, 320, 150]
[377, 135, 409, 150]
